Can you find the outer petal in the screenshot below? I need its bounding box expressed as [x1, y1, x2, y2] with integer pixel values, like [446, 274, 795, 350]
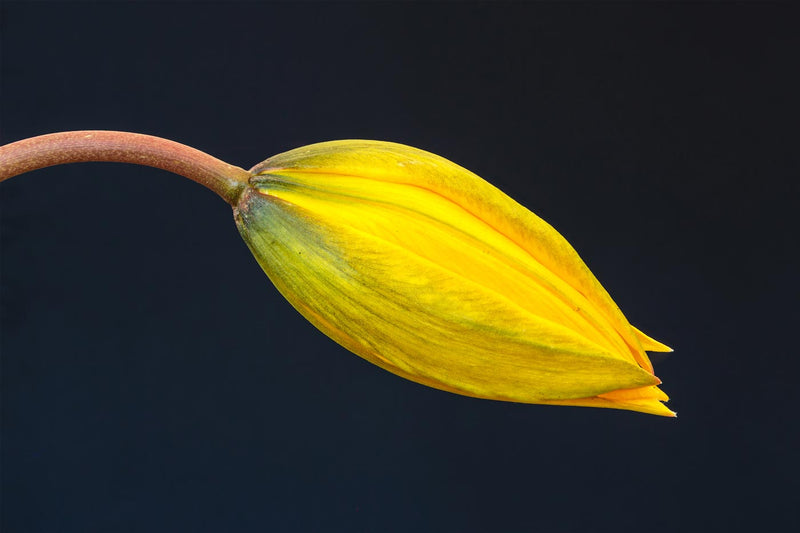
[234, 187, 660, 403]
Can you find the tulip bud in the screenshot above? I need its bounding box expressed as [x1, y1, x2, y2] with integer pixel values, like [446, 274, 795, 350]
[233, 140, 673, 416]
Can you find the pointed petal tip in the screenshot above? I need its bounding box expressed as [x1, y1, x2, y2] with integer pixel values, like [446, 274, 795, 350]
[636, 400, 676, 417]
[645, 339, 674, 353]
[660, 404, 677, 418]
[632, 325, 673, 353]
[594, 384, 674, 416]
[541, 390, 675, 417]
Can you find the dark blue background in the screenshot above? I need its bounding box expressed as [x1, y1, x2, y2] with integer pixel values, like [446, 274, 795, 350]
[1, 2, 797, 532]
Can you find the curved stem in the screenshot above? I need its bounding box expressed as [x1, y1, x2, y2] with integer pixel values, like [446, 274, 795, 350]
[0, 131, 250, 205]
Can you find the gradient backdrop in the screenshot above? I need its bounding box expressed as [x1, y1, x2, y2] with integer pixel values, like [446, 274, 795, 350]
[1, 3, 797, 532]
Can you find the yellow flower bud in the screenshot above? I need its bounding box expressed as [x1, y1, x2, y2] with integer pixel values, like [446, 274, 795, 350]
[234, 140, 674, 416]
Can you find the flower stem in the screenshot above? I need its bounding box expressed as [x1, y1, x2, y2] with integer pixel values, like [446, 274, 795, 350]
[0, 131, 250, 205]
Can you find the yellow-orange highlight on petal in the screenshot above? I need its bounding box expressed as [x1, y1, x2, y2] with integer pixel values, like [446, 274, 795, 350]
[234, 140, 674, 416]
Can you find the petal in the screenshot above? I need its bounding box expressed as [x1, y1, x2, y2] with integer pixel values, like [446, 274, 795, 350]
[252, 141, 654, 369]
[235, 187, 660, 403]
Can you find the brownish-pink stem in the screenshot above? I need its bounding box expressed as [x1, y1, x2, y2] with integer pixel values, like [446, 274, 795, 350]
[0, 131, 250, 205]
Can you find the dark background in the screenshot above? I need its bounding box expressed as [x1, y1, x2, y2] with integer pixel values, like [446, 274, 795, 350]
[1, 2, 797, 532]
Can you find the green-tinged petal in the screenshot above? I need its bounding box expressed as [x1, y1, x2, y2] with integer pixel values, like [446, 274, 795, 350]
[236, 187, 658, 403]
